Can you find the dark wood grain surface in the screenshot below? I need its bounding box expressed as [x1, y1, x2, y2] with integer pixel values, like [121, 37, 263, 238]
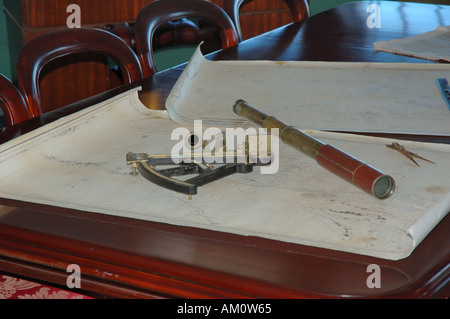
[0, 1, 449, 298]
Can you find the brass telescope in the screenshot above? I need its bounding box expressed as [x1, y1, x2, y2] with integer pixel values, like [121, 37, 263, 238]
[233, 100, 395, 199]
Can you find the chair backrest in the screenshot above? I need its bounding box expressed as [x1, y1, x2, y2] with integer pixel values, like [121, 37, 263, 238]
[0, 73, 29, 126]
[17, 28, 143, 118]
[223, 0, 310, 41]
[135, 0, 239, 78]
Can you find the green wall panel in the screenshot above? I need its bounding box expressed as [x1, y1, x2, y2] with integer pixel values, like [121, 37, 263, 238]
[0, 0, 12, 80]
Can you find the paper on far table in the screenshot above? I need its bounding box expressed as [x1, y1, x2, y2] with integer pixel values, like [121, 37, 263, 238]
[373, 26, 450, 62]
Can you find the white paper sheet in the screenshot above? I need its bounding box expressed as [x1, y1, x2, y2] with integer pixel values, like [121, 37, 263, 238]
[0, 88, 449, 260]
[166, 46, 450, 135]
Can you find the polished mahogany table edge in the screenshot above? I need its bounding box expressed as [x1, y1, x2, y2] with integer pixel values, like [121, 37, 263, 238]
[0, 197, 449, 299]
[0, 1, 449, 299]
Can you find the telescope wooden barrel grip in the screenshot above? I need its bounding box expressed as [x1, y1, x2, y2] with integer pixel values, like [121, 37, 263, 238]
[316, 144, 394, 199]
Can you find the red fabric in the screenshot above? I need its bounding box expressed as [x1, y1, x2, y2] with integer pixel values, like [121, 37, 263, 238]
[0, 274, 93, 299]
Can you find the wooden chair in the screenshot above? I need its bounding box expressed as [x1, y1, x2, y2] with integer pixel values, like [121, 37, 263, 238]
[0, 73, 29, 126]
[135, 0, 239, 78]
[17, 28, 143, 118]
[223, 0, 310, 41]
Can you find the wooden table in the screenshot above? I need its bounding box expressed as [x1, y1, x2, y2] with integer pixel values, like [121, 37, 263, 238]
[0, 1, 449, 299]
